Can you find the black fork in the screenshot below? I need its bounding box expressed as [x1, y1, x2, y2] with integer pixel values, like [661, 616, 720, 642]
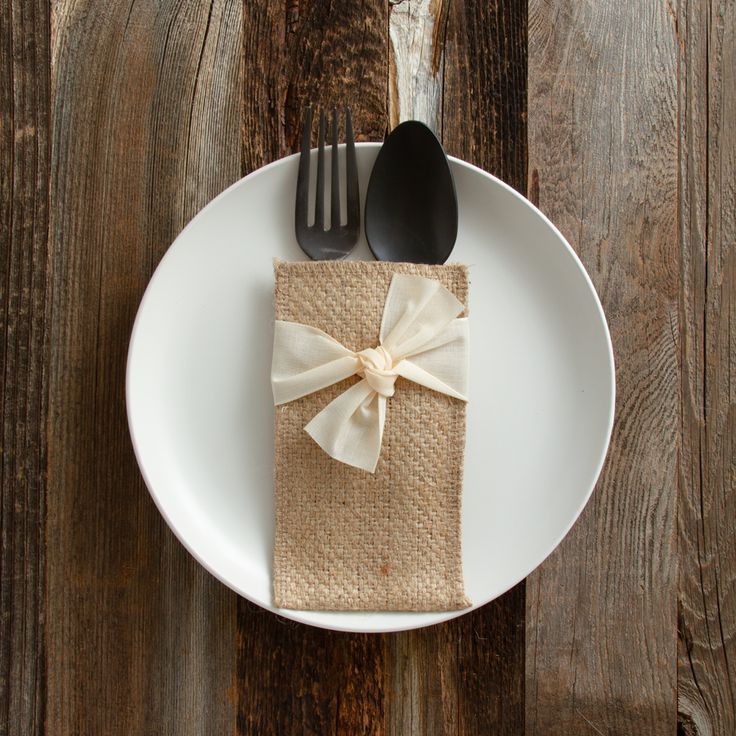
[295, 106, 360, 260]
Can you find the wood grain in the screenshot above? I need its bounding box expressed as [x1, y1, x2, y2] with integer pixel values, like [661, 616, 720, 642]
[238, 605, 385, 735]
[441, 0, 527, 186]
[526, 1, 679, 733]
[238, 3, 389, 734]
[678, 1, 736, 734]
[386, 1, 528, 734]
[388, 0, 447, 130]
[0, 2, 49, 735]
[386, 593, 525, 736]
[242, 0, 388, 169]
[47, 1, 241, 733]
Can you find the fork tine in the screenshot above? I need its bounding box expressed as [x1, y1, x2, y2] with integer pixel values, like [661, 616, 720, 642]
[294, 104, 359, 260]
[295, 105, 312, 230]
[345, 106, 359, 230]
[330, 107, 340, 228]
[315, 108, 326, 230]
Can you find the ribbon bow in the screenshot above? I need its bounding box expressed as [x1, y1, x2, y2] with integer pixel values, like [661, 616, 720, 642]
[271, 273, 469, 472]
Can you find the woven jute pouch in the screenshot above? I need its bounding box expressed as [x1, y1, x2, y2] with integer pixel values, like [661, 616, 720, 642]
[273, 259, 471, 611]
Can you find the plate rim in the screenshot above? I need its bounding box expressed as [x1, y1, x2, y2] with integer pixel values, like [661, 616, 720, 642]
[126, 143, 616, 633]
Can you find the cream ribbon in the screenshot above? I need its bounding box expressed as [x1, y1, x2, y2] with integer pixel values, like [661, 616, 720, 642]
[271, 273, 469, 472]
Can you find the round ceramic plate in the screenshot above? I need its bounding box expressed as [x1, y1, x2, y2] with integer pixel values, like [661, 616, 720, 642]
[126, 144, 615, 633]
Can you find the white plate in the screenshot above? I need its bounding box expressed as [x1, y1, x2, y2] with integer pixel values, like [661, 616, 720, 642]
[126, 144, 615, 633]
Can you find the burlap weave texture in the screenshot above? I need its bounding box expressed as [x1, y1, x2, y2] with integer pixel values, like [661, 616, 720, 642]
[273, 259, 471, 611]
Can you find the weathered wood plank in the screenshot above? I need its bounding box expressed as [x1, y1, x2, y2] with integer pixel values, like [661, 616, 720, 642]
[388, 0, 447, 131]
[385, 603, 532, 735]
[386, 1, 527, 734]
[47, 2, 242, 733]
[242, 0, 388, 168]
[238, 605, 385, 735]
[0, 2, 50, 734]
[238, 3, 388, 734]
[678, 1, 736, 733]
[442, 0, 527, 187]
[526, 1, 678, 733]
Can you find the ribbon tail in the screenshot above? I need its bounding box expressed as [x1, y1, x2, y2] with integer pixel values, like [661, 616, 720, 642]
[393, 360, 467, 400]
[392, 318, 469, 400]
[304, 379, 386, 473]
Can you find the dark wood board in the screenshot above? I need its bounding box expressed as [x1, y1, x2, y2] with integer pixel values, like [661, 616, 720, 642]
[0, 2, 50, 735]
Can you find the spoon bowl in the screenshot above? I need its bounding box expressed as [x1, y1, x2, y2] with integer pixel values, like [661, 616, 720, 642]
[365, 121, 458, 264]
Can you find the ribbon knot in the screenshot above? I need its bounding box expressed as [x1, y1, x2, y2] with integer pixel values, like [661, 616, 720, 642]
[357, 346, 397, 397]
[271, 273, 469, 473]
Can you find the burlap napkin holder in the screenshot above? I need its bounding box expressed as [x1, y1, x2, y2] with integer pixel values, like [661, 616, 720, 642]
[272, 259, 471, 611]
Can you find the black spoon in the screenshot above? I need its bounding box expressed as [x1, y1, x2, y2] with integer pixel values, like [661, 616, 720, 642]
[364, 121, 458, 264]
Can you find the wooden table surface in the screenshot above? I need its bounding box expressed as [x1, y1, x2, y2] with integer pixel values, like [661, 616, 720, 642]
[2, 1, 734, 734]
